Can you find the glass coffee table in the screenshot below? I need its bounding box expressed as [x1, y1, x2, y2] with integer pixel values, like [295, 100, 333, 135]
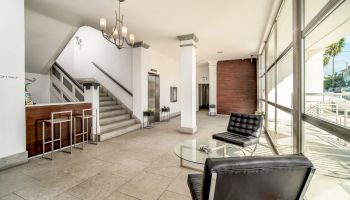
[174, 139, 244, 170]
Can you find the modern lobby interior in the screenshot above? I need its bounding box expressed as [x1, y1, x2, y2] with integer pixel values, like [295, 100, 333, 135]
[1, 0, 350, 200]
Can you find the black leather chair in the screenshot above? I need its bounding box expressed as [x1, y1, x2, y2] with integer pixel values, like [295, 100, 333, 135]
[187, 154, 315, 200]
[213, 112, 263, 156]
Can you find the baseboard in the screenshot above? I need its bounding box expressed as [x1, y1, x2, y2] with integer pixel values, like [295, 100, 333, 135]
[180, 126, 197, 134]
[0, 151, 28, 171]
[170, 112, 181, 119]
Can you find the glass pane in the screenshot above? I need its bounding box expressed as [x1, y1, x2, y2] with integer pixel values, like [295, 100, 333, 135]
[261, 75, 265, 100]
[267, 26, 276, 67]
[277, 0, 292, 56]
[277, 49, 293, 108]
[267, 104, 276, 136]
[267, 67, 276, 103]
[63, 77, 73, 92]
[260, 100, 265, 113]
[261, 50, 266, 76]
[75, 89, 84, 101]
[304, 0, 350, 128]
[304, 122, 350, 199]
[276, 109, 292, 154]
[304, 0, 330, 27]
[52, 67, 61, 81]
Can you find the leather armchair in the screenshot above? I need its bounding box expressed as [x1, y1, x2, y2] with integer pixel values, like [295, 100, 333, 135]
[212, 112, 263, 155]
[187, 154, 315, 200]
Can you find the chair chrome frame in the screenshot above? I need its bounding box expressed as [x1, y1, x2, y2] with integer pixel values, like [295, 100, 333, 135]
[42, 110, 73, 160]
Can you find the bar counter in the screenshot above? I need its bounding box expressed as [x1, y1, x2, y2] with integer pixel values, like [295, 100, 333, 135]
[26, 102, 92, 157]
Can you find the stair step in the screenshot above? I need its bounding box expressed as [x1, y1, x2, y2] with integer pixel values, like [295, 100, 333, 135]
[100, 100, 117, 106]
[100, 96, 113, 101]
[99, 124, 141, 141]
[100, 119, 136, 133]
[100, 109, 128, 119]
[99, 105, 123, 112]
[100, 114, 131, 125]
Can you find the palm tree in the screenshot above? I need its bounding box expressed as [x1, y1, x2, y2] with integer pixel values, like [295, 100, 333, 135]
[323, 38, 346, 89]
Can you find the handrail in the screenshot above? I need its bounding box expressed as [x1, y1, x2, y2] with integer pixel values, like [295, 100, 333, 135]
[53, 62, 84, 91]
[91, 62, 133, 96]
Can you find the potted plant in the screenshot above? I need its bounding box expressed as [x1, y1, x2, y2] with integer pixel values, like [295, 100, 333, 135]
[161, 106, 170, 112]
[143, 109, 154, 116]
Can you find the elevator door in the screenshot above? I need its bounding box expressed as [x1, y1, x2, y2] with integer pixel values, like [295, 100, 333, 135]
[148, 73, 160, 123]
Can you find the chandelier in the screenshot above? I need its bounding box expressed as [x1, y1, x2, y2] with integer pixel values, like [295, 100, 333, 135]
[99, 0, 135, 50]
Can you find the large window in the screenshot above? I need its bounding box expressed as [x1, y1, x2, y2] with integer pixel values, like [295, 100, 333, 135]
[258, 0, 350, 198]
[277, 50, 293, 108]
[276, 0, 292, 56]
[304, 0, 330, 26]
[304, 0, 350, 128]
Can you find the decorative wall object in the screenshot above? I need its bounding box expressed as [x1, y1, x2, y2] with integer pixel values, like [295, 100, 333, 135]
[170, 87, 177, 102]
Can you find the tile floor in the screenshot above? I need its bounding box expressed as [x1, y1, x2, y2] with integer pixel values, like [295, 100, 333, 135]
[0, 111, 273, 200]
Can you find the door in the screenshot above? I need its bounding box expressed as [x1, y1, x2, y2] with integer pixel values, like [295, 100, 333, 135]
[199, 84, 209, 109]
[148, 73, 160, 123]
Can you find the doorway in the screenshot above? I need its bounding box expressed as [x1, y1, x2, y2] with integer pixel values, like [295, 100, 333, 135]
[148, 73, 160, 123]
[198, 84, 209, 109]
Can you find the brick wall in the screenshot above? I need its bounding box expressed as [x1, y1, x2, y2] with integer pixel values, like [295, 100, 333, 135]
[217, 59, 257, 115]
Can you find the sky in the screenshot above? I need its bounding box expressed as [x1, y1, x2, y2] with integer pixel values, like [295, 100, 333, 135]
[323, 35, 350, 76]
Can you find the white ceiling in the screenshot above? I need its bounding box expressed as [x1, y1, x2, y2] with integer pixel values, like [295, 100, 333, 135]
[26, 0, 274, 66]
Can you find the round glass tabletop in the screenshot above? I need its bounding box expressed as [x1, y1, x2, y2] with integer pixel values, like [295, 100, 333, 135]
[174, 139, 243, 165]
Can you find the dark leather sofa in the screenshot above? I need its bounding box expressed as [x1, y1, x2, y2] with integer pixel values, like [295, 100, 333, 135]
[187, 154, 315, 200]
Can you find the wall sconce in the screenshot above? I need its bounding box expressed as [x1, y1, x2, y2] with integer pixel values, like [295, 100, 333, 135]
[75, 36, 82, 48]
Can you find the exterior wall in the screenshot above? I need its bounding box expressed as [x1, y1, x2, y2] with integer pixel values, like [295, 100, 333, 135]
[0, 0, 26, 160]
[217, 59, 257, 114]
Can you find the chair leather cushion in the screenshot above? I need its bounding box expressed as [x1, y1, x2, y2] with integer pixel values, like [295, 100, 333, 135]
[227, 113, 263, 137]
[201, 154, 315, 200]
[213, 132, 259, 147]
[187, 174, 203, 200]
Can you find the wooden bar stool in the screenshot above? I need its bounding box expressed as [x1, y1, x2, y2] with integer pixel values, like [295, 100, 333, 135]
[42, 111, 73, 160]
[73, 108, 98, 150]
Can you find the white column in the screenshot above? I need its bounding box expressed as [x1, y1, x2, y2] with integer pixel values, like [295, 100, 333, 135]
[177, 34, 198, 134]
[132, 42, 150, 126]
[0, 0, 27, 170]
[208, 60, 218, 115]
[83, 83, 100, 140]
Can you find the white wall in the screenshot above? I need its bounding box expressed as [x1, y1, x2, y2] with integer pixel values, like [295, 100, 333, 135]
[25, 73, 50, 104]
[57, 26, 181, 120]
[0, 0, 26, 159]
[148, 49, 181, 116]
[25, 8, 77, 73]
[57, 26, 133, 109]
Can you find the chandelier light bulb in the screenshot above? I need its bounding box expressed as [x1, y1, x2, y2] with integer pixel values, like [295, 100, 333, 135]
[122, 26, 128, 38]
[99, 0, 134, 50]
[129, 34, 135, 44]
[112, 28, 119, 40]
[100, 18, 107, 32]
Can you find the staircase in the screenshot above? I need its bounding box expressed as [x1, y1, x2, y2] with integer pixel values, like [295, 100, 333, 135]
[98, 88, 141, 141]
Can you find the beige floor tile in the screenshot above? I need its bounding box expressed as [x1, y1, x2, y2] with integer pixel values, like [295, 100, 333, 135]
[53, 193, 80, 200]
[14, 184, 60, 200]
[118, 172, 172, 200]
[105, 191, 139, 200]
[0, 194, 24, 200]
[0, 170, 39, 198]
[166, 169, 199, 197]
[106, 158, 150, 180]
[67, 171, 128, 200]
[158, 191, 191, 200]
[61, 158, 112, 180]
[144, 153, 181, 178]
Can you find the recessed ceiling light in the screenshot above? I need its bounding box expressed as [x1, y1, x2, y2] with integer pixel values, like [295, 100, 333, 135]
[217, 51, 223, 54]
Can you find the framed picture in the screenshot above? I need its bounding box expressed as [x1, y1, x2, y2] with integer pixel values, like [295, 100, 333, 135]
[170, 87, 177, 102]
